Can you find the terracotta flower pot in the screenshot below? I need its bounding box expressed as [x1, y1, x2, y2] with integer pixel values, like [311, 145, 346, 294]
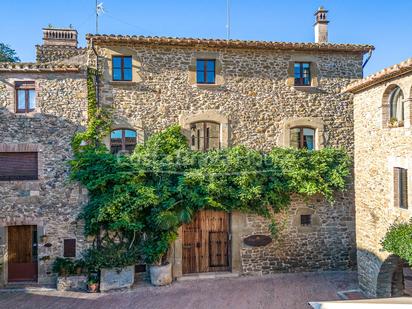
[88, 283, 99, 293]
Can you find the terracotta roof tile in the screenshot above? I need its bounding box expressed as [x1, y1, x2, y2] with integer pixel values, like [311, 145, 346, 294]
[86, 34, 373, 53]
[343, 57, 412, 93]
[0, 62, 81, 73]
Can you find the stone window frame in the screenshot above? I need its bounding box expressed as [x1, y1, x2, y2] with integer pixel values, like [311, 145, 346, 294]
[292, 207, 320, 233]
[278, 117, 325, 150]
[286, 55, 319, 88]
[0, 143, 44, 182]
[101, 46, 142, 84]
[102, 119, 144, 152]
[15, 81, 36, 113]
[382, 84, 408, 128]
[388, 156, 412, 214]
[188, 52, 224, 88]
[179, 110, 230, 148]
[109, 128, 138, 154]
[4, 78, 40, 115]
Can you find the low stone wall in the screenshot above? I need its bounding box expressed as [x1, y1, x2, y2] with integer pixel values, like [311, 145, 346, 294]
[57, 275, 87, 291]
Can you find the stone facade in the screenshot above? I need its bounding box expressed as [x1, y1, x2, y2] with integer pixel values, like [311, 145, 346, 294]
[346, 61, 412, 297]
[0, 16, 373, 285]
[0, 68, 89, 286]
[90, 35, 368, 277]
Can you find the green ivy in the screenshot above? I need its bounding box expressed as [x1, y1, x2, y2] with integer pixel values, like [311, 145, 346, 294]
[70, 124, 351, 266]
[381, 219, 412, 265]
[71, 68, 111, 152]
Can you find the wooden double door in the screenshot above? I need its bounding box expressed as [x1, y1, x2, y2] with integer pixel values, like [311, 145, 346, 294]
[8, 225, 38, 282]
[182, 210, 230, 274]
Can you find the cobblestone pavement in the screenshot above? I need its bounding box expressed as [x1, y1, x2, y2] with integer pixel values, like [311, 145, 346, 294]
[0, 271, 358, 309]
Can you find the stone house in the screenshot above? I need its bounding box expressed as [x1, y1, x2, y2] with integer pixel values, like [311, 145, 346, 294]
[344, 58, 412, 297]
[0, 8, 373, 286]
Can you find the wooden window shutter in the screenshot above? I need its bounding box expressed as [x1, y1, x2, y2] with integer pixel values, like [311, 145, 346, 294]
[394, 167, 408, 209]
[63, 239, 76, 257]
[0, 152, 38, 181]
[400, 169, 408, 209]
[394, 168, 400, 208]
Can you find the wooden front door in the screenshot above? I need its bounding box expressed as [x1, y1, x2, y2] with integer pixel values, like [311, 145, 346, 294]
[182, 210, 230, 274]
[8, 225, 38, 282]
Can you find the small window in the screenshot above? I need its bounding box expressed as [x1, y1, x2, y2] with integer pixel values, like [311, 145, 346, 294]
[63, 239, 76, 258]
[15, 81, 36, 113]
[110, 129, 137, 154]
[394, 167, 408, 209]
[300, 214, 312, 226]
[389, 87, 404, 122]
[290, 127, 315, 150]
[0, 152, 38, 181]
[190, 122, 220, 151]
[294, 62, 311, 86]
[112, 56, 132, 81]
[196, 59, 215, 84]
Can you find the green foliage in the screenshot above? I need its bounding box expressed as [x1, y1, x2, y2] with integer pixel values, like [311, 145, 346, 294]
[71, 68, 111, 152]
[82, 243, 141, 271]
[71, 125, 351, 266]
[0, 43, 20, 62]
[52, 257, 85, 276]
[381, 219, 412, 265]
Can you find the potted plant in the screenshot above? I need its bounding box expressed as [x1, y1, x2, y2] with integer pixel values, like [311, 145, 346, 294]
[52, 257, 75, 277]
[87, 275, 99, 293]
[145, 231, 175, 286]
[53, 258, 88, 291]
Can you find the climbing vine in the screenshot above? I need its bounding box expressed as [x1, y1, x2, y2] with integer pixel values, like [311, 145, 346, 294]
[71, 68, 111, 152]
[70, 122, 351, 266]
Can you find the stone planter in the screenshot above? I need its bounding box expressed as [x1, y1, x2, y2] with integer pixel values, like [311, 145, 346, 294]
[150, 263, 172, 286]
[100, 265, 134, 292]
[57, 275, 87, 291]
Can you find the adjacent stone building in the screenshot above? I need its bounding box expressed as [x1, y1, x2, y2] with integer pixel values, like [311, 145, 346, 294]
[0, 32, 89, 286]
[344, 58, 412, 297]
[0, 7, 374, 286]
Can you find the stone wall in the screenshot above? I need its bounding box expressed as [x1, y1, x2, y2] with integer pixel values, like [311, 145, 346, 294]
[36, 45, 86, 63]
[353, 72, 412, 296]
[0, 71, 88, 286]
[94, 42, 363, 274]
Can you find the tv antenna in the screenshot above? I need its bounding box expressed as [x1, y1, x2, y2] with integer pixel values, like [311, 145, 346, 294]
[226, 0, 231, 40]
[95, 1, 105, 34]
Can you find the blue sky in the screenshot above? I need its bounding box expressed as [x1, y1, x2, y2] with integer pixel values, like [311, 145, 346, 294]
[1, 0, 411, 76]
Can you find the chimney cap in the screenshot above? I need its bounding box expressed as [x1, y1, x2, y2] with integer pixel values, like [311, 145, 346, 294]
[315, 6, 328, 14]
[42, 27, 78, 47]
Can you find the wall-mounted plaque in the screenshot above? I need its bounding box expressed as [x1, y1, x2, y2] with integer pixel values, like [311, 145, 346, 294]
[243, 235, 272, 247]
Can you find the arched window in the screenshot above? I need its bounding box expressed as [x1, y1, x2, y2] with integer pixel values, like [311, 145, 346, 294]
[110, 129, 137, 154]
[190, 122, 220, 151]
[389, 86, 404, 122]
[290, 127, 315, 150]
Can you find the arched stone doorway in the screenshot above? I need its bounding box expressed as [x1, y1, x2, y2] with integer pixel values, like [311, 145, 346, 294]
[376, 255, 405, 297]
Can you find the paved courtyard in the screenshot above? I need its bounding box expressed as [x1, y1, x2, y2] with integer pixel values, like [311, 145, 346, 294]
[0, 271, 357, 309]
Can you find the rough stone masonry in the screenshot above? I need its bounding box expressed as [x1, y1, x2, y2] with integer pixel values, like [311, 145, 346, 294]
[0, 7, 374, 286]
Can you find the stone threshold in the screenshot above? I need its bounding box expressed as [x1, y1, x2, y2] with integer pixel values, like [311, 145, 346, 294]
[177, 271, 239, 282]
[0, 282, 55, 293]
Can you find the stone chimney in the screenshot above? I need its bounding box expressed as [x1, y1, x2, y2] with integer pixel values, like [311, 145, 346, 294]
[42, 27, 78, 47]
[314, 6, 329, 43]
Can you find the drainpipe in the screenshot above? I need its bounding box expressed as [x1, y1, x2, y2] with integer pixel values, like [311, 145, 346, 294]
[91, 38, 100, 108]
[362, 49, 374, 77]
